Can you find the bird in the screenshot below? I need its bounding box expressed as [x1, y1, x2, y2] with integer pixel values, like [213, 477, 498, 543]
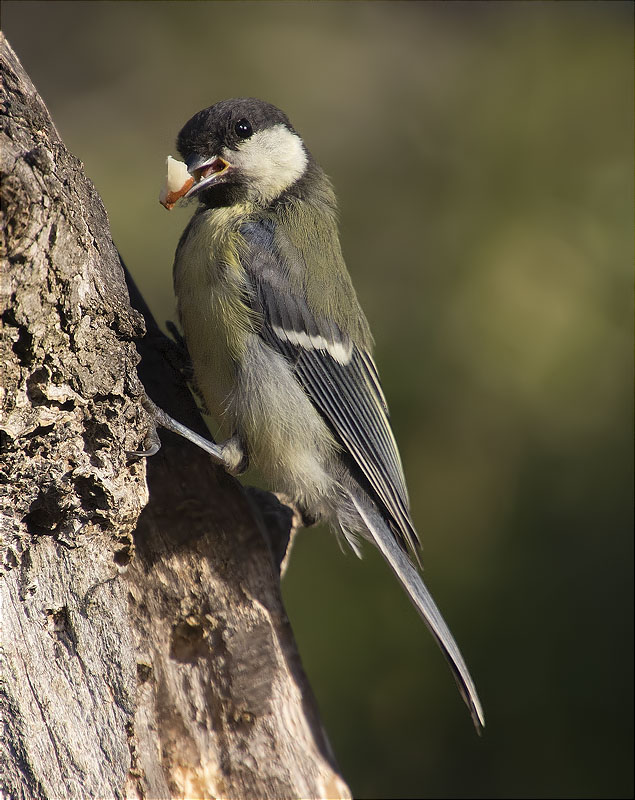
[153, 97, 484, 731]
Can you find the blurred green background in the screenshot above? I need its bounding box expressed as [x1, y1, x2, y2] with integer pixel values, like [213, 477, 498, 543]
[3, 2, 632, 797]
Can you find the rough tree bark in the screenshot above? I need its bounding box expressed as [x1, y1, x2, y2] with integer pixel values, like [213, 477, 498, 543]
[0, 34, 350, 800]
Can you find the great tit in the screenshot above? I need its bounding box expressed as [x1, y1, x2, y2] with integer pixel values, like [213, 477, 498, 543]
[157, 98, 484, 731]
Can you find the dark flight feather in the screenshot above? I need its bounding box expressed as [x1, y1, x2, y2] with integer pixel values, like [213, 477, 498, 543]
[240, 218, 418, 554]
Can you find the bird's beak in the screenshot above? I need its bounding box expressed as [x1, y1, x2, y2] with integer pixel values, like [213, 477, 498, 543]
[183, 154, 233, 197]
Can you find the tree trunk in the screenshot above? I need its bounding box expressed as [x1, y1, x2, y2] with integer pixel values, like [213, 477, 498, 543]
[0, 33, 350, 800]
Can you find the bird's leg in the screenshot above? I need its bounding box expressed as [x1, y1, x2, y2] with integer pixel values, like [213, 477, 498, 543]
[130, 395, 248, 476]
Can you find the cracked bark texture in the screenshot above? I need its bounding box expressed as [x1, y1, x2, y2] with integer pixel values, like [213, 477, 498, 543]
[0, 34, 350, 800]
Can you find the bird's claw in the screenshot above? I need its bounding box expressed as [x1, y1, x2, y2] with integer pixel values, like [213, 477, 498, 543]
[131, 394, 247, 475]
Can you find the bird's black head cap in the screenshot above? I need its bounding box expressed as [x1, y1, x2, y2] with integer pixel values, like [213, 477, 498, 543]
[177, 98, 295, 162]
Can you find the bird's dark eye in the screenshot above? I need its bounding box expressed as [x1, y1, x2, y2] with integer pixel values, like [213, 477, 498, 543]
[234, 118, 253, 139]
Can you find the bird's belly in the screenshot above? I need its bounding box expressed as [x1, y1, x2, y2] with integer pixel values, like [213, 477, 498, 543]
[229, 336, 340, 515]
[174, 207, 254, 434]
[179, 287, 338, 513]
[176, 274, 238, 435]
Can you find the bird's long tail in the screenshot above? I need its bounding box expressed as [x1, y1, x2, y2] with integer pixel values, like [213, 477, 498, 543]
[347, 491, 485, 733]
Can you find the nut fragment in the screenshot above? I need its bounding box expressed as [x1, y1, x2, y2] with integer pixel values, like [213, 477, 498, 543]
[159, 156, 194, 210]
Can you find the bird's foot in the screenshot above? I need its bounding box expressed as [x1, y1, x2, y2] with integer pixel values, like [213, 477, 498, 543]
[130, 395, 248, 475]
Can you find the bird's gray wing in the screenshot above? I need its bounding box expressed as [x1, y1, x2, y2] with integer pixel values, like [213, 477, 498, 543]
[240, 218, 419, 553]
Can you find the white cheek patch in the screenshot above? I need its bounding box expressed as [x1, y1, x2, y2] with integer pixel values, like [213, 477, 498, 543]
[272, 325, 353, 365]
[226, 124, 308, 202]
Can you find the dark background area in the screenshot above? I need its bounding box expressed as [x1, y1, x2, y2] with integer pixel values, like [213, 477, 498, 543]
[3, 2, 632, 797]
